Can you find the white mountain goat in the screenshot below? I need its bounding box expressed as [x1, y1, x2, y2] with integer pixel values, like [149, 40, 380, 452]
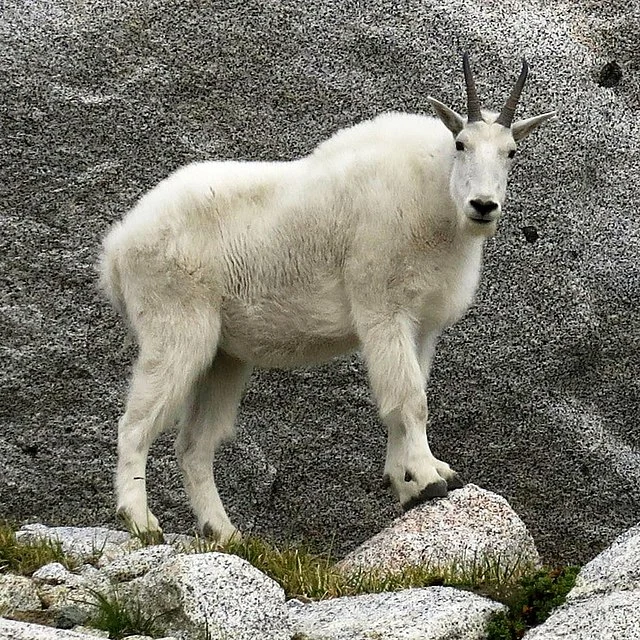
[99, 54, 555, 541]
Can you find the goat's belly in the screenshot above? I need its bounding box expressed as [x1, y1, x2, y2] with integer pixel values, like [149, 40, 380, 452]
[219, 299, 359, 369]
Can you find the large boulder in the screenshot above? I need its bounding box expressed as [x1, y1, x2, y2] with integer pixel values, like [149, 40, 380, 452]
[567, 523, 640, 601]
[288, 586, 505, 640]
[1, 0, 638, 566]
[120, 552, 291, 640]
[338, 484, 539, 575]
[524, 590, 640, 640]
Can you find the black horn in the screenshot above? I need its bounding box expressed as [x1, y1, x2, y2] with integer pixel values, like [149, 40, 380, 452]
[495, 58, 529, 128]
[463, 52, 482, 123]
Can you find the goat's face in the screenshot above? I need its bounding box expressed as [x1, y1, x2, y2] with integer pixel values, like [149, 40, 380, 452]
[428, 54, 555, 236]
[448, 120, 514, 234]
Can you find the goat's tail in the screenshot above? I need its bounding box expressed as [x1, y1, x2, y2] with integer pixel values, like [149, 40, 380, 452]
[97, 227, 135, 346]
[98, 247, 125, 317]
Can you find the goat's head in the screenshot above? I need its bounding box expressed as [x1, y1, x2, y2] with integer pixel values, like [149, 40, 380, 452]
[427, 53, 555, 236]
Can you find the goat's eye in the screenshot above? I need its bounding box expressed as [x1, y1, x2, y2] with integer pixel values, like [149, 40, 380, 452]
[455, 140, 465, 151]
[508, 149, 516, 159]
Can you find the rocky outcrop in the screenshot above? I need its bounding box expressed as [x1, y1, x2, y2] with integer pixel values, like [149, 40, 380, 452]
[288, 587, 504, 640]
[524, 525, 640, 639]
[121, 553, 291, 640]
[2, 0, 639, 569]
[338, 484, 540, 575]
[2, 514, 640, 639]
[0, 492, 532, 640]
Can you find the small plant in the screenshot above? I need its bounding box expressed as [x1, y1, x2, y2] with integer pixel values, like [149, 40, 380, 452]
[117, 511, 165, 547]
[485, 566, 580, 640]
[87, 587, 167, 639]
[0, 523, 77, 576]
[184, 534, 537, 603]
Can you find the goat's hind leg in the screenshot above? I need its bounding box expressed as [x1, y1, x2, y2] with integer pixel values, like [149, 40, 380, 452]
[175, 350, 252, 542]
[116, 317, 220, 541]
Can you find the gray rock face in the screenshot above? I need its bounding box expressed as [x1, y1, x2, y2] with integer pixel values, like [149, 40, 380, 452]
[0, 575, 41, 614]
[121, 552, 291, 640]
[338, 484, 539, 575]
[1, 0, 639, 566]
[567, 523, 640, 601]
[524, 590, 640, 640]
[288, 586, 506, 640]
[0, 619, 111, 640]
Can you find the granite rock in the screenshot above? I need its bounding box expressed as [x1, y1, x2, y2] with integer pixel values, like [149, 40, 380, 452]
[1, 0, 639, 567]
[338, 484, 539, 575]
[524, 590, 640, 640]
[288, 586, 506, 640]
[567, 523, 640, 601]
[121, 552, 291, 640]
[0, 575, 41, 614]
[0, 619, 112, 640]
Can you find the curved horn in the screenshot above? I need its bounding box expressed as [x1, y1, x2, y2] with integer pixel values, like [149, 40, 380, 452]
[495, 58, 529, 128]
[463, 52, 482, 123]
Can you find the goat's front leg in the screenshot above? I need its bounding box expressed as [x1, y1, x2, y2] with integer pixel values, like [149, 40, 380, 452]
[416, 330, 464, 491]
[358, 315, 452, 509]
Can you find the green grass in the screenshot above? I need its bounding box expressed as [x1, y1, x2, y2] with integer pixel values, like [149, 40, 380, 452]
[86, 588, 166, 639]
[183, 534, 538, 603]
[0, 523, 77, 576]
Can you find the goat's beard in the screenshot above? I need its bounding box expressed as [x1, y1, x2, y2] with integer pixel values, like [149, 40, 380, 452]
[463, 216, 499, 238]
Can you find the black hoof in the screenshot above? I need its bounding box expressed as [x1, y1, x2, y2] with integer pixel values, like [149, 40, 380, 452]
[116, 509, 164, 545]
[402, 479, 448, 511]
[202, 523, 217, 539]
[446, 472, 465, 490]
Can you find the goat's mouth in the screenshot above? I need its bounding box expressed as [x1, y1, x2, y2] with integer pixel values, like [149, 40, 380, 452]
[468, 216, 496, 225]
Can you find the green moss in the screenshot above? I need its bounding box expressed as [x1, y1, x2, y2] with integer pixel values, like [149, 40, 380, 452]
[486, 566, 580, 640]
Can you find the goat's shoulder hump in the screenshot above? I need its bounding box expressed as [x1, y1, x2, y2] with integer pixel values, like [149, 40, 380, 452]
[311, 112, 448, 161]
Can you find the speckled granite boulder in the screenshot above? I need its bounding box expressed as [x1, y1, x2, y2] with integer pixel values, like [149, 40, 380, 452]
[121, 552, 291, 640]
[0, 574, 41, 614]
[567, 523, 640, 601]
[524, 590, 640, 640]
[337, 485, 539, 575]
[288, 586, 505, 640]
[100, 544, 177, 582]
[0, 619, 111, 640]
[16, 526, 131, 565]
[524, 523, 640, 639]
[29, 562, 110, 628]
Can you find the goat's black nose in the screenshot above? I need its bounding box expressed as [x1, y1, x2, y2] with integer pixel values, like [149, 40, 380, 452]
[470, 199, 498, 216]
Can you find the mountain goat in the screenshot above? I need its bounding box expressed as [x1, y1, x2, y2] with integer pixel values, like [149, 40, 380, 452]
[99, 54, 555, 541]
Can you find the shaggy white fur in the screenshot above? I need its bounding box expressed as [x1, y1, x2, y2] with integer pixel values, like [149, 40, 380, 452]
[99, 67, 554, 540]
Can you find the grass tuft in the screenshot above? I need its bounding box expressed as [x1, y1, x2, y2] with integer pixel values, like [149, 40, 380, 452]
[183, 534, 537, 603]
[0, 522, 77, 576]
[87, 588, 166, 639]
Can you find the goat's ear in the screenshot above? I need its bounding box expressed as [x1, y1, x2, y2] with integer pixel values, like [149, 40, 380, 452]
[512, 111, 556, 141]
[427, 97, 465, 136]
